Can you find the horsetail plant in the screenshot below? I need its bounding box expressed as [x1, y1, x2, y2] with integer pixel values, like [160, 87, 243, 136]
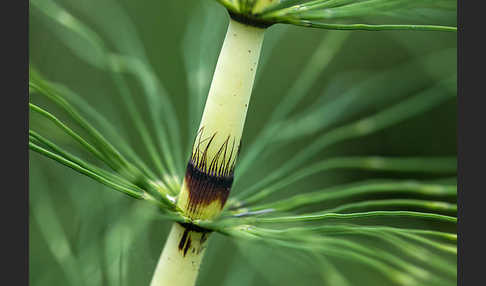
[29, 0, 457, 285]
[150, 19, 266, 286]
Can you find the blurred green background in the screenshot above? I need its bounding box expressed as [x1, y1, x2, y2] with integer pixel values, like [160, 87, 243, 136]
[29, 0, 456, 285]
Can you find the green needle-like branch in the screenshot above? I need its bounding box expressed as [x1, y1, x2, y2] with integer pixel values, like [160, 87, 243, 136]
[254, 210, 457, 224]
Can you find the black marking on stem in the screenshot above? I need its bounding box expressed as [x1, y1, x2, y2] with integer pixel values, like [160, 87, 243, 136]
[177, 223, 212, 257]
[228, 10, 273, 29]
[178, 228, 190, 255]
[197, 233, 208, 255]
[200, 233, 208, 245]
[178, 228, 194, 257]
[178, 222, 213, 234]
[183, 236, 192, 256]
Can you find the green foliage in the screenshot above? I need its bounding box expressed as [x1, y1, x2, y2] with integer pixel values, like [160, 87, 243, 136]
[29, 0, 456, 285]
[218, 0, 456, 31]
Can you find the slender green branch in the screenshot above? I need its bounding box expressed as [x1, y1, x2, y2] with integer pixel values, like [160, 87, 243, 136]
[108, 54, 183, 175]
[280, 231, 449, 279]
[324, 198, 457, 214]
[235, 77, 456, 200]
[29, 141, 144, 200]
[242, 230, 421, 285]
[395, 230, 457, 254]
[29, 76, 129, 171]
[225, 223, 456, 255]
[29, 103, 111, 166]
[31, 78, 162, 183]
[236, 156, 456, 203]
[30, 139, 176, 209]
[267, 224, 457, 255]
[108, 72, 170, 176]
[313, 238, 451, 284]
[246, 179, 456, 211]
[233, 224, 455, 282]
[31, 0, 183, 177]
[284, 20, 457, 32]
[236, 31, 350, 179]
[50, 82, 157, 179]
[29, 130, 152, 197]
[254, 210, 457, 224]
[237, 49, 456, 182]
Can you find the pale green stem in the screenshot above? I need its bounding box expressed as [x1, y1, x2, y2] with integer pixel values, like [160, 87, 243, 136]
[151, 18, 266, 286]
[177, 18, 265, 220]
[190, 18, 265, 166]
